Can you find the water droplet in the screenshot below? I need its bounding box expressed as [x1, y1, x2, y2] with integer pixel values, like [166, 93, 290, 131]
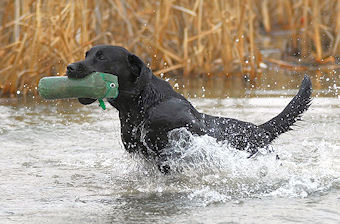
[259, 63, 267, 69]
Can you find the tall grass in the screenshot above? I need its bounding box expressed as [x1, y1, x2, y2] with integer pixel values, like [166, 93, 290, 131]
[0, 0, 339, 96]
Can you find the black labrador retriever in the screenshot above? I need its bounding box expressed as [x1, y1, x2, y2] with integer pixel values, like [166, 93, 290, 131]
[67, 45, 312, 173]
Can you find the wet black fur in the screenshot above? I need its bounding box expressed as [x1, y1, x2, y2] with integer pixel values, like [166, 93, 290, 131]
[67, 45, 312, 173]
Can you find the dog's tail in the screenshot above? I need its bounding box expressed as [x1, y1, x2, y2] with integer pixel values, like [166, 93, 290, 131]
[259, 75, 312, 142]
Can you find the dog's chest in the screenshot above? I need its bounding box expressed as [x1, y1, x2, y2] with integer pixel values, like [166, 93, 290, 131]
[120, 119, 149, 153]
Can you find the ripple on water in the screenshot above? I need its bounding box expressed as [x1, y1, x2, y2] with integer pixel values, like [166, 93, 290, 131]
[0, 98, 339, 223]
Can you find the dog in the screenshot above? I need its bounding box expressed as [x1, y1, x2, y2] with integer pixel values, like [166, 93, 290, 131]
[67, 45, 312, 173]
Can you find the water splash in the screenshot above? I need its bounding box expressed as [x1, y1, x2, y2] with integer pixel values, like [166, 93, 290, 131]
[124, 127, 340, 206]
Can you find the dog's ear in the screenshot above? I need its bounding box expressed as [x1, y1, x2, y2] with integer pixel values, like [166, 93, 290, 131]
[127, 54, 144, 77]
[127, 53, 152, 90]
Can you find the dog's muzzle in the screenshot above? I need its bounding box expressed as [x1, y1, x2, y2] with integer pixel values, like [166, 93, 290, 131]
[66, 62, 93, 79]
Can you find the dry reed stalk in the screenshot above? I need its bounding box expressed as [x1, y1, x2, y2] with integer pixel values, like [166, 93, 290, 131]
[235, 0, 246, 73]
[332, 0, 340, 55]
[312, 0, 322, 61]
[154, 64, 185, 75]
[285, 1, 298, 51]
[183, 27, 189, 76]
[215, 0, 232, 72]
[0, 0, 339, 96]
[261, 0, 270, 33]
[196, 0, 204, 68]
[301, 0, 309, 58]
[14, 0, 20, 42]
[247, 0, 256, 78]
[277, 0, 285, 26]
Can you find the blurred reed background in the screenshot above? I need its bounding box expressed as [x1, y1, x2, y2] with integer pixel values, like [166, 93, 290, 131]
[0, 0, 339, 96]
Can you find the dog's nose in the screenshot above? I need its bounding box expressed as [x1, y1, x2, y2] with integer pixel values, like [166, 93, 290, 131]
[67, 63, 77, 72]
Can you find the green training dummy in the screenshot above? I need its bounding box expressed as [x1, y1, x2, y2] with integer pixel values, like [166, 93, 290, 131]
[38, 72, 119, 110]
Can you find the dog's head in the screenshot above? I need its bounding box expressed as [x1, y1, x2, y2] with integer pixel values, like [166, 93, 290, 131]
[66, 45, 151, 105]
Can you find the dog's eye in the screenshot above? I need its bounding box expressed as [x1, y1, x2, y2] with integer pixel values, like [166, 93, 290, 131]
[96, 52, 106, 61]
[98, 55, 105, 60]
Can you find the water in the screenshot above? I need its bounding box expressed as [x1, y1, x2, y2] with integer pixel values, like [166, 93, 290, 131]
[0, 88, 340, 223]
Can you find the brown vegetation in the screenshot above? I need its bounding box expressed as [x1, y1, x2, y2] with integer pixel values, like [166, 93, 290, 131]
[0, 0, 339, 96]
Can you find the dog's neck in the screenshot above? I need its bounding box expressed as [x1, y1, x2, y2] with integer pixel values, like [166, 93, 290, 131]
[108, 75, 167, 124]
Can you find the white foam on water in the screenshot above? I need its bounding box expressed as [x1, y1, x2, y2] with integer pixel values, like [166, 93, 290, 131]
[120, 127, 340, 206]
